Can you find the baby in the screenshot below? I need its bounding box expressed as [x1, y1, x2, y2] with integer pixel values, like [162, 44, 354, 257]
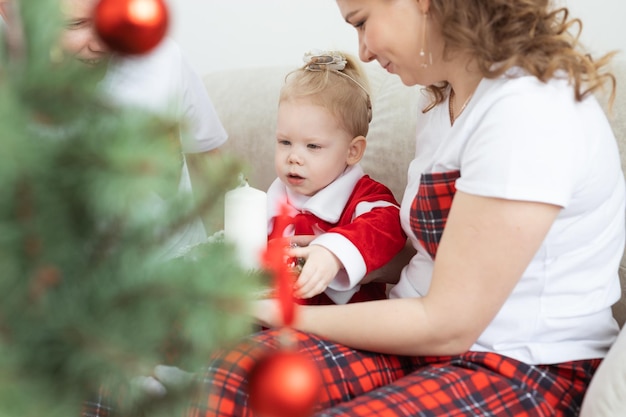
[267, 50, 406, 305]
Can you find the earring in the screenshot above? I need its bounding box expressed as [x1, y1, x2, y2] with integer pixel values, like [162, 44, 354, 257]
[418, 12, 432, 68]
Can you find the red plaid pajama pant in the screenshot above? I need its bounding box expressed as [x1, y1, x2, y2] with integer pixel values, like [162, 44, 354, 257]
[188, 329, 599, 417]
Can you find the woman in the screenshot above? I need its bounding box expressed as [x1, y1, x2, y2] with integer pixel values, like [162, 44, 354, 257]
[199, 0, 626, 415]
[267, 50, 406, 306]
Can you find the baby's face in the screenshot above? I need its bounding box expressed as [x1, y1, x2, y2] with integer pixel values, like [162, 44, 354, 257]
[58, 0, 110, 66]
[274, 98, 354, 197]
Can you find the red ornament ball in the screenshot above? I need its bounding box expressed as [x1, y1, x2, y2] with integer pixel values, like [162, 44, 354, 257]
[94, 0, 169, 55]
[248, 350, 322, 417]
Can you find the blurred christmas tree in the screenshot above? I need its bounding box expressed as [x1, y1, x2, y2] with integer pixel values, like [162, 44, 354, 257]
[0, 1, 261, 416]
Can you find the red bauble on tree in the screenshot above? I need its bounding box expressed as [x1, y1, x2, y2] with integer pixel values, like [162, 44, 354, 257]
[94, 0, 169, 55]
[248, 349, 322, 417]
[249, 204, 322, 417]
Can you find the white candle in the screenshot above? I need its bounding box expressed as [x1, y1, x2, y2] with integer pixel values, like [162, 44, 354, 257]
[224, 180, 267, 270]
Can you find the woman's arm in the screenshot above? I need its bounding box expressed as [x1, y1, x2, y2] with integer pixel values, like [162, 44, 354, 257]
[255, 191, 560, 356]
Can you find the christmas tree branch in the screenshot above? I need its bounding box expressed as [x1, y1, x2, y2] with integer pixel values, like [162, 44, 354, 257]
[153, 158, 240, 249]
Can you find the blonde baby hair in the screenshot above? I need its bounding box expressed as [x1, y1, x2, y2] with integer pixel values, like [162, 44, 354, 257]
[279, 50, 372, 138]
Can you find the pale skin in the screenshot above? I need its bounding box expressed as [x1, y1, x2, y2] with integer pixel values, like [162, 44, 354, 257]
[57, 0, 110, 66]
[274, 98, 366, 299]
[254, 0, 562, 357]
[1, 0, 112, 65]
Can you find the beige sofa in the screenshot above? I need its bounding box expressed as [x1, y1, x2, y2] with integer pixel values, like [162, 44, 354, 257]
[204, 61, 626, 415]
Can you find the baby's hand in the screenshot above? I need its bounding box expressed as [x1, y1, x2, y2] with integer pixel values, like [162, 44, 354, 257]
[288, 245, 341, 299]
[290, 234, 316, 247]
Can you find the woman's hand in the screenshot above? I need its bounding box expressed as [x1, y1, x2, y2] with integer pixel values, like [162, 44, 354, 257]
[288, 244, 342, 299]
[252, 298, 282, 328]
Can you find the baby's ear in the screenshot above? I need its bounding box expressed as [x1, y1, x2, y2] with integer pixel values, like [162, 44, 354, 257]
[347, 135, 366, 165]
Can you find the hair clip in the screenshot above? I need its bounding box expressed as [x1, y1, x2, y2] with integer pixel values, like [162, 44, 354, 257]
[301, 49, 373, 123]
[303, 50, 347, 72]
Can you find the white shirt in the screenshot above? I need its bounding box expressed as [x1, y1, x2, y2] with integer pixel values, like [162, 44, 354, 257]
[267, 165, 368, 304]
[101, 38, 227, 258]
[391, 69, 625, 364]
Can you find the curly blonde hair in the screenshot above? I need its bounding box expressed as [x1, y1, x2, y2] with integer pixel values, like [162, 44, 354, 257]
[424, 0, 617, 110]
[280, 52, 372, 138]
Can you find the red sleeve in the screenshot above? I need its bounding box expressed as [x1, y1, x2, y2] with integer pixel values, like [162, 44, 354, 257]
[330, 176, 406, 273]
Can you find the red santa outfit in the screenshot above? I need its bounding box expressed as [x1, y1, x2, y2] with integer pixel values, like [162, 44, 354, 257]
[267, 164, 406, 305]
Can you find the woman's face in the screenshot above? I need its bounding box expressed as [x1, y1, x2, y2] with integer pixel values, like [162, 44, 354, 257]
[59, 0, 110, 66]
[336, 0, 436, 86]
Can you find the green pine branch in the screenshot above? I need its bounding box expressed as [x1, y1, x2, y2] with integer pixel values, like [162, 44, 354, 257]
[0, 2, 262, 416]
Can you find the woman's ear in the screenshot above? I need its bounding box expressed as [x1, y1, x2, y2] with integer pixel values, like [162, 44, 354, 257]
[347, 135, 366, 166]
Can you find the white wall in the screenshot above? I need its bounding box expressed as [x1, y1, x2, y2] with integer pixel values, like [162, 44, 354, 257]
[167, 0, 626, 76]
[168, 0, 355, 75]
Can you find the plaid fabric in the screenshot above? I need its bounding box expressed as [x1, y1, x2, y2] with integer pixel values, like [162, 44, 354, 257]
[410, 170, 461, 259]
[190, 329, 600, 417]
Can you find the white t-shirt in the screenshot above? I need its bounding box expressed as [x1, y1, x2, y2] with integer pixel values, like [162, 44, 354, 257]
[390, 69, 625, 365]
[101, 38, 228, 258]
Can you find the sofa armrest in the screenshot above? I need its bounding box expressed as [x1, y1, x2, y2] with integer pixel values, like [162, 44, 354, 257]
[580, 325, 626, 416]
